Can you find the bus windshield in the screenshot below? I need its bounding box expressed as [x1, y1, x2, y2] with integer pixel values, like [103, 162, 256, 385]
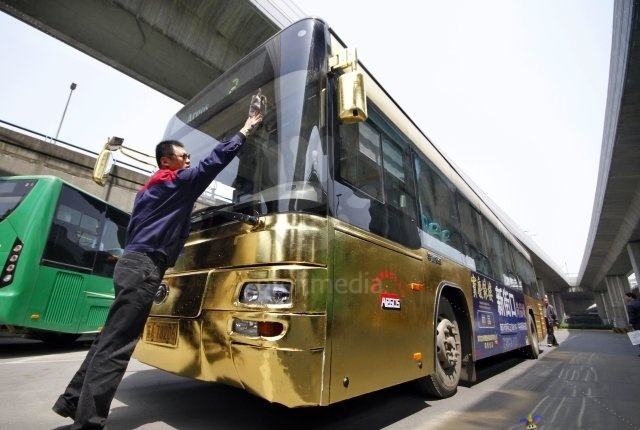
[0, 178, 37, 221]
[162, 19, 328, 227]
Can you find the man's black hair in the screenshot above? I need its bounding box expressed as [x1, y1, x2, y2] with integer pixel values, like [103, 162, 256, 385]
[155, 140, 184, 168]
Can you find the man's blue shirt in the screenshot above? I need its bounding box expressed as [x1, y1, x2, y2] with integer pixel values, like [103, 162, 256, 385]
[124, 133, 246, 266]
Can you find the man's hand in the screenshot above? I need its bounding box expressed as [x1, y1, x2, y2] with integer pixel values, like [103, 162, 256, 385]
[241, 113, 263, 137]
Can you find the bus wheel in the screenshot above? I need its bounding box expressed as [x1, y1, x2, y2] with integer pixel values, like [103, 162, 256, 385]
[524, 314, 540, 359]
[415, 296, 461, 398]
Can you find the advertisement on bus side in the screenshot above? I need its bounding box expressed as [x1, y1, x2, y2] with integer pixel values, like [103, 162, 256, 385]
[472, 272, 528, 359]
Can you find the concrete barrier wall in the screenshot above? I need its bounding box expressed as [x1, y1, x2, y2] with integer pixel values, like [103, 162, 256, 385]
[0, 125, 150, 213]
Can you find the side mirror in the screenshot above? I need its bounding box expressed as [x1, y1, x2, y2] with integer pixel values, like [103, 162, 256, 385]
[92, 150, 114, 186]
[330, 48, 368, 124]
[337, 70, 367, 124]
[92, 137, 124, 186]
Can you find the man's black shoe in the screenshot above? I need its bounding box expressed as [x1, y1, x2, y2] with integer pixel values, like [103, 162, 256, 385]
[52, 398, 76, 420]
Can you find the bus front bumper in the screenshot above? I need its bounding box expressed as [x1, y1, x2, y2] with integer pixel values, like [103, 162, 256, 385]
[134, 310, 327, 407]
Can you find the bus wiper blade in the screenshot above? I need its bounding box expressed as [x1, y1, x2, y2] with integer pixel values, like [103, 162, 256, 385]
[215, 210, 260, 226]
[192, 199, 263, 227]
[192, 205, 260, 227]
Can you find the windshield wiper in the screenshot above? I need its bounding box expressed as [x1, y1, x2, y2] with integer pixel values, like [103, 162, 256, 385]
[192, 204, 260, 227]
[214, 210, 260, 226]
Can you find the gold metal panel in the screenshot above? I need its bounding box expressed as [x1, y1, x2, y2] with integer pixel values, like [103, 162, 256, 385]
[134, 318, 203, 379]
[231, 345, 325, 407]
[328, 228, 429, 403]
[172, 213, 328, 273]
[135, 310, 328, 406]
[149, 272, 209, 317]
[200, 310, 327, 405]
[524, 295, 547, 340]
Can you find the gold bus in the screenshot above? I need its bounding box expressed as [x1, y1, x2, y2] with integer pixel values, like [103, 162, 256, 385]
[131, 17, 546, 407]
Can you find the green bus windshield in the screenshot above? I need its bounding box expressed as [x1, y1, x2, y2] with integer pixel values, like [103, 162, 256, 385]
[0, 178, 38, 221]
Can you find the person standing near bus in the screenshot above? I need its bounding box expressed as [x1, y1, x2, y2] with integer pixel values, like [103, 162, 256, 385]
[52, 111, 262, 429]
[625, 291, 640, 356]
[625, 291, 640, 330]
[544, 295, 559, 347]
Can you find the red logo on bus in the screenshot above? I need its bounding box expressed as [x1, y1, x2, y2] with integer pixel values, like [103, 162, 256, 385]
[380, 293, 401, 310]
[372, 270, 404, 311]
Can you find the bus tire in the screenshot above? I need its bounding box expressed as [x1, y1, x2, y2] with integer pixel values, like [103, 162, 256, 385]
[415, 296, 461, 398]
[523, 314, 540, 359]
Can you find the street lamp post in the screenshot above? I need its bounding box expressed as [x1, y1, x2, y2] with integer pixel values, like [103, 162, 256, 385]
[54, 82, 77, 142]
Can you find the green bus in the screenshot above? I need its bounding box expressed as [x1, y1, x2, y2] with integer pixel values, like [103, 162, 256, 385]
[0, 175, 129, 343]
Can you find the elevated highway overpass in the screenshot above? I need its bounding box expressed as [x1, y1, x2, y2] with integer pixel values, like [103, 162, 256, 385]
[577, 0, 640, 326]
[1, 0, 638, 325]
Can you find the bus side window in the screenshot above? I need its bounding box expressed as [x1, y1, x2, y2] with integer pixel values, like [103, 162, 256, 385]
[381, 136, 419, 248]
[414, 155, 463, 252]
[45, 223, 85, 268]
[93, 207, 129, 278]
[43, 186, 105, 272]
[56, 207, 74, 223]
[339, 122, 382, 200]
[456, 195, 491, 276]
[76, 214, 100, 249]
[513, 249, 539, 298]
[382, 136, 416, 217]
[44, 203, 88, 269]
[483, 221, 506, 283]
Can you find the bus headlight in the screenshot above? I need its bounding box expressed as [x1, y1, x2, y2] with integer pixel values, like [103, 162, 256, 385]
[239, 282, 292, 305]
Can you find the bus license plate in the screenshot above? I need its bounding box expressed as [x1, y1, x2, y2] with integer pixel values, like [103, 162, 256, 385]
[144, 321, 178, 347]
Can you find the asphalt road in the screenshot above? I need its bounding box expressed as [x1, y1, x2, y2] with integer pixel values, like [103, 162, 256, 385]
[1, 329, 639, 430]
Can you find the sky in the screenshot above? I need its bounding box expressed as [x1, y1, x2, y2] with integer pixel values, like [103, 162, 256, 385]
[0, 13, 182, 163]
[0, 1, 613, 276]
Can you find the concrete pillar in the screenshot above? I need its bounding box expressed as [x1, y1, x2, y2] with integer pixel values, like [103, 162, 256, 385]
[549, 293, 565, 322]
[604, 275, 632, 328]
[627, 241, 640, 290]
[596, 292, 611, 325]
[537, 278, 545, 297]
